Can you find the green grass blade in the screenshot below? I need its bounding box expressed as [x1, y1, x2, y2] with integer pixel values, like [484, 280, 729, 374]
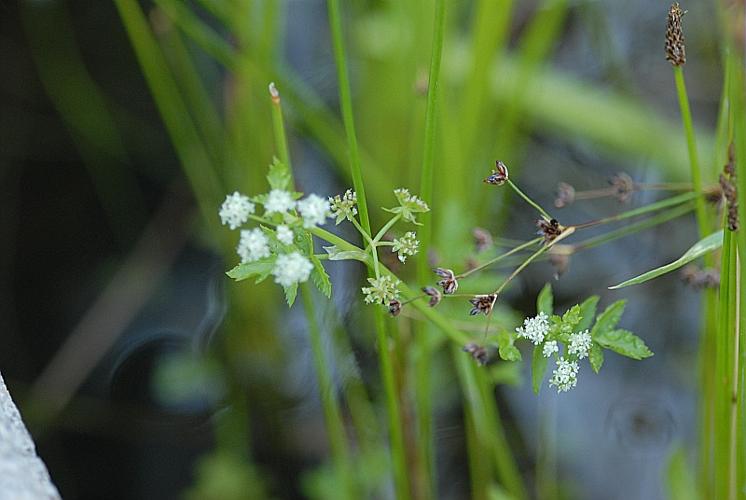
[609, 230, 723, 289]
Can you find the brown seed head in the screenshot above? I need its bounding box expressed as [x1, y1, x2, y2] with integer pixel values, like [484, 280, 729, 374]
[388, 299, 402, 317]
[468, 294, 498, 316]
[609, 172, 636, 203]
[484, 161, 509, 186]
[665, 3, 687, 66]
[472, 227, 493, 253]
[422, 286, 442, 307]
[463, 343, 489, 366]
[536, 218, 564, 244]
[434, 268, 459, 294]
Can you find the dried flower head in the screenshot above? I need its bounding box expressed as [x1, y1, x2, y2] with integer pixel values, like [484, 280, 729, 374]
[329, 189, 358, 224]
[536, 218, 564, 244]
[463, 343, 489, 366]
[554, 182, 576, 208]
[271, 252, 314, 287]
[516, 312, 550, 345]
[422, 286, 442, 307]
[484, 160, 509, 185]
[434, 267, 459, 295]
[468, 294, 498, 316]
[237, 228, 270, 263]
[549, 356, 579, 393]
[362, 275, 401, 305]
[297, 194, 331, 228]
[388, 299, 402, 317]
[609, 172, 636, 203]
[472, 227, 493, 253]
[665, 3, 687, 67]
[391, 232, 419, 263]
[220, 191, 255, 229]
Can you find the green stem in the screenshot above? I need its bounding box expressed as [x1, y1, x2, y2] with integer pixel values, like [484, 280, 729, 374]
[300, 285, 355, 498]
[373, 214, 403, 244]
[507, 179, 553, 221]
[495, 244, 550, 295]
[673, 66, 708, 240]
[572, 191, 698, 229]
[458, 237, 543, 279]
[327, 0, 371, 236]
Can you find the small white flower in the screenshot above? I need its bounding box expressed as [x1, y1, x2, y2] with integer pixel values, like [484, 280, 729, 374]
[362, 275, 400, 305]
[568, 329, 592, 359]
[237, 228, 270, 263]
[549, 356, 579, 393]
[219, 191, 255, 229]
[515, 312, 549, 345]
[271, 252, 314, 287]
[393, 188, 430, 212]
[297, 194, 331, 228]
[264, 189, 296, 214]
[542, 340, 559, 358]
[391, 232, 419, 263]
[329, 189, 358, 224]
[276, 225, 294, 245]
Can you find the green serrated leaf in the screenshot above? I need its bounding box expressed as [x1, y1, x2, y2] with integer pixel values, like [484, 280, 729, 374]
[591, 300, 626, 338]
[596, 329, 653, 360]
[561, 304, 582, 329]
[310, 255, 332, 298]
[323, 245, 369, 262]
[267, 157, 292, 190]
[532, 345, 548, 394]
[537, 283, 553, 315]
[284, 283, 298, 307]
[496, 330, 521, 361]
[589, 343, 604, 373]
[226, 257, 276, 282]
[577, 296, 599, 332]
[609, 230, 723, 289]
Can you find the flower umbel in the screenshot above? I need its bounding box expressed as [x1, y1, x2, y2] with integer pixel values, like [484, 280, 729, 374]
[237, 228, 270, 263]
[297, 194, 331, 228]
[515, 312, 549, 345]
[219, 191, 255, 229]
[568, 330, 592, 359]
[329, 189, 358, 224]
[549, 357, 579, 393]
[542, 340, 559, 358]
[276, 225, 294, 245]
[391, 232, 419, 263]
[390, 188, 430, 223]
[265, 189, 296, 214]
[362, 275, 401, 305]
[271, 252, 314, 287]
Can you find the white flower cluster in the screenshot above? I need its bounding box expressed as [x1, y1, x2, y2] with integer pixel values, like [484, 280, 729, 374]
[219, 192, 255, 229]
[237, 228, 270, 263]
[265, 189, 296, 214]
[391, 232, 419, 263]
[276, 225, 294, 245]
[549, 357, 579, 392]
[271, 252, 314, 287]
[542, 340, 559, 358]
[393, 188, 430, 212]
[297, 194, 331, 228]
[515, 312, 549, 345]
[362, 275, 401, 305]
[568, 329, 592, 359]
[329, 189, 357, 224]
